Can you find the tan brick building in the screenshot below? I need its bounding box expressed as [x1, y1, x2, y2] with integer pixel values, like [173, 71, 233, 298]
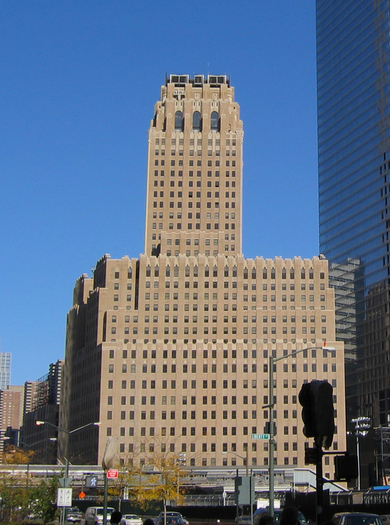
[60, 75, 345, 480]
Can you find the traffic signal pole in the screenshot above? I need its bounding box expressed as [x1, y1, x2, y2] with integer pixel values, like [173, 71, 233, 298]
[269, 354, 275, 518]
[315, 444, 324, 525]
[299, 379, 335, 525]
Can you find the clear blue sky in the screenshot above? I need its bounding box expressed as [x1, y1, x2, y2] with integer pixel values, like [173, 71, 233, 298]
[0, 1, 318, 385]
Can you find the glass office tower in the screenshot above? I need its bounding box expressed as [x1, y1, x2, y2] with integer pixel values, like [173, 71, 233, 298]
[0, 353, 11, 391]
[317, 0, 390, 425]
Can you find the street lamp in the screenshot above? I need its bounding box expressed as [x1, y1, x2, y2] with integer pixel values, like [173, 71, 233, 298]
[266, 344, 335, 517]
[351, 417, 370, 490]
[35, 420, 100, 476]
[222, 448, 252, 525]
[2, 436, 57, 493]
[222, 448, 249, 476]
[35, 420, 100, 525]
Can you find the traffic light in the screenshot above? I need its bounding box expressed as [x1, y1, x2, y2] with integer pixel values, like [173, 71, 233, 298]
[85, 475, 99, 488]
[299, 382, 316, 438]
[304, 447, 320, 465]
[334, 454, 358, 481]
[299, 380, 335, 449]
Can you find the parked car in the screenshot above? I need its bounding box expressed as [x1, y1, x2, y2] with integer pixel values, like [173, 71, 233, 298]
[155, 513, 188, 525]
[66, 507, 83, 523]
[381, 517, 390, 525]
[84, 506, 115, 525]
[332, 513, 383, 525]
[123, 515, 143, 525]
[254, 508, 306, 525]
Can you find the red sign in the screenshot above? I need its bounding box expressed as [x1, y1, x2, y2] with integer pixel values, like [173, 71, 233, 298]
[79, 491, 85, 499]
[107, 469, 119, 478]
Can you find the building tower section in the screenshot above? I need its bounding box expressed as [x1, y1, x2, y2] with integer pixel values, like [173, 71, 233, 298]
[145, 74, 243, 258]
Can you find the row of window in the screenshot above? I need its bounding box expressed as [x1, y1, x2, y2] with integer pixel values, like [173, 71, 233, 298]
[114, 311, 326, 322]
[142, 266, 323, 279]
[153, 172, 237, 181]
[174, 111, 220, 132]
[107, 423, 340, 446]
[152, 201, 236, 210]
[154, 159, 234, 167]
[154, 138, 237, 147]
[106, 375, 337, 391]
[142, 291, 325, 304]
[108, 348, 334, 359]
[114, 267, 323, 281]
[108, 362, 335, 375]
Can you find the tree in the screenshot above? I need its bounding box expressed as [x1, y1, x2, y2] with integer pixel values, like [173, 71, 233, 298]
[2, 444, 35, 465]
[0, 446, 58, 522]
[0, 446, 35, 520]
[30, 475, 59, 523]
[108, 463, 140, 511]
[132, 451, 186, 523]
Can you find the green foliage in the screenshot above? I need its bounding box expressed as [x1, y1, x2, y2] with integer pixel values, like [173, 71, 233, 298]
[0, 469, 59, 523]
[30, 475, 59, 523]
[131, 452, 185, 509]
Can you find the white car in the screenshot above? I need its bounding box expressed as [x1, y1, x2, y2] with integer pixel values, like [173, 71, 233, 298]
[84, 507, 115, 525]
[123, 515, 143, 525]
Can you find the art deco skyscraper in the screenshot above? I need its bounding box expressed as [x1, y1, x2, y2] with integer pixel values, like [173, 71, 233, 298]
[145, 74, 242, 258]
[317, 1, 390, 425]
[61, 75, 345, 480]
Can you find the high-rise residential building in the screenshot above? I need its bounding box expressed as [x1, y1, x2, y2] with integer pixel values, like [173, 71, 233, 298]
[317, 1, 390, 426]
[0, 353, 11, 391]
[0, 385, 24, 453]
[20, 360, 64, 464]
[60, 75, 346, 479]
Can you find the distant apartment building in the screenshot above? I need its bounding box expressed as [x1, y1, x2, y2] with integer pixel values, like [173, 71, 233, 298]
[20, 360, 63, 463]
[0, 385, 24, 453]
[60, 75, 346, 479]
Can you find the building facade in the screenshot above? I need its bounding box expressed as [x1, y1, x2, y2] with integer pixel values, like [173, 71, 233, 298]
[60, 75, 346, 479]
[317, 1, 390, 427]
[20, 360, 64, 464]
[0, 385, 24, 453]
[0, 353, 11, 391]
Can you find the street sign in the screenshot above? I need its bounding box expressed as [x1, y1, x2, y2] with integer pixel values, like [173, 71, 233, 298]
[107, 469, 119, 478]
[57, 488, 72, 507]
[251, 433, 269, 440]
[59, 477, 72, 488]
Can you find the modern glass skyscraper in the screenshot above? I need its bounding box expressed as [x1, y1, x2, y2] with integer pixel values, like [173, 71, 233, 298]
[317, 1, 390, 425]
[0, 353, 11, 391]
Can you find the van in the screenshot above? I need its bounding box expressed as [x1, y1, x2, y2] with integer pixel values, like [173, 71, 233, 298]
[84, 507, 115, 525]
[332, 513, 383, 525]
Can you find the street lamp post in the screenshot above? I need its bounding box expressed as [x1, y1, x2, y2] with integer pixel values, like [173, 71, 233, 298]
[35, 420, 100, 525]
[35, 420, 100, 477]
[222, 448, 249, 476]
[267, 345, 335, 517]
[2, 436, 57, 504]
[351, 417, 370, 490]
[222, 449, 252, 525]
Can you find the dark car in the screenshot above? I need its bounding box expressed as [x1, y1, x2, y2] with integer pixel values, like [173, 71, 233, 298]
[156, 513, 189, 525]
[66, 508, 83, 523]
[332, 513, 383, 525]
[254, 509, 306, 525]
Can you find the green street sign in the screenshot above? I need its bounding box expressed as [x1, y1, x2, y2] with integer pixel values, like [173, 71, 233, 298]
[251, 433, 269, 440]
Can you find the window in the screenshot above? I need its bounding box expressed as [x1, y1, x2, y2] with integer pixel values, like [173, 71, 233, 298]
[211, 111, 219, 131]
[175, 111, 183, 131]
[193, 111, 201, 131]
